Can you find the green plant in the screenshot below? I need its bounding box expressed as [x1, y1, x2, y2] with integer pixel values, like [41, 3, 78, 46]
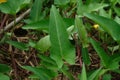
[0, 0, 120, 80]
[0, 64, 11, 80]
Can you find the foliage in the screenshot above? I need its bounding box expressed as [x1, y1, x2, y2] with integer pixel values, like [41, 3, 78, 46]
[0, 64, 11, 80]
[0, 0, 31, 15]
[49, 5, 75, 68]
[0, 0, 120, 80]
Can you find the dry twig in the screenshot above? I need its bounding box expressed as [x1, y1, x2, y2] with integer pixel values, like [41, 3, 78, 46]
[0, 9, 30, 34]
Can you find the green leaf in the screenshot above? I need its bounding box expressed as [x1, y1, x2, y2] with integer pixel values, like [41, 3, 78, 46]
[99, 9, 110, 18]
[0, 73, 10, 80]
[28, 40, 36, 47]
[61, 65, 74, 80]
[30, 0, 44, 22]
[70, 0, 76, 3]
[108, 45, 119, 53]
[114, 6, 120, 16]
[110, 0, 118, 6]
[95, 69, 108, 80]
[0, 0, 31, 15]
[86, 0, 101, 4]
[79, 63, 87, 80]
[75, 16, 89, 48]
[28, 74, 40, 79]
[22, 18, 74, 31]
[6, 40, 29, 50]
[82, 48, 91, 65]
[38, 55, 58, 70]
[90, 38, 110, 67]
[54, 0, 70, 5]
[111, 53, 120, 62]
[114, 16, 120, 25]
[64, 18, 74, 28]
[77, 1, 108, 17]
[88, 68, 102, 80]
[0, 64, 11, 73]
[22, 19, 49, 30]
[84, 13, 120, 42]
[108, 53, 120, 70]
[113, 69, 120, 74]
[102, 74, 111, 80]
[49, 5, 75, 68]
[35, 35, 51, 53]
[22, 66, 57, 80]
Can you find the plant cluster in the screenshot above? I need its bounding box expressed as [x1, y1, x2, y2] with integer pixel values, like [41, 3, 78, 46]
[0, 0, 120, 80]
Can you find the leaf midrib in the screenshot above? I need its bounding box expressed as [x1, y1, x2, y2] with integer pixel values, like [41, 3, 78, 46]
[53, 10, 63, 57]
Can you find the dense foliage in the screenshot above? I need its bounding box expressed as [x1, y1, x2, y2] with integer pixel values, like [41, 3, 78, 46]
[0, 0, 120, 80]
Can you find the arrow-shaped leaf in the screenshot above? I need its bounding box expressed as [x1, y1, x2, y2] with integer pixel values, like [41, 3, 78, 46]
[49, 5, 75, 68]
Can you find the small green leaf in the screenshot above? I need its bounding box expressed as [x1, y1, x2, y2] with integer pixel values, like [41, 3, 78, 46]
[114, 6, 120, 16]
[77, 1, 108, 17]
[61, 65, 74, 80]
[82, 47, 91, 65]
[28, 40, 36, 47]
[99, 9, 110, 18]
[102, 74, 111, 80]
[0, 64, 11, 73]
[22, 19, 49, 30]
[54, 0, 70, 5]
[114, 16, 120, 24]
[38, 55, 58, 70]
[90, 38, 110, 67]
[75, 16, 89, 48]
[0, 0, 30, 15]
[22, 18, 74, 31]
[22, 66, 57, 80]
[84, 13, 120, 42]
[30, 0, 44, 22]
[6, 40, 29, 50]
[95, 69, 108, 80]
[0, 73, 10, 80]
[79, 63, 87, 80]
[35, 35, 51, 53]
[28, 74, 39, 79]
[108, 53, 120, 70]
[88, 68, 102, 80]
[49, 5, 75, 68]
